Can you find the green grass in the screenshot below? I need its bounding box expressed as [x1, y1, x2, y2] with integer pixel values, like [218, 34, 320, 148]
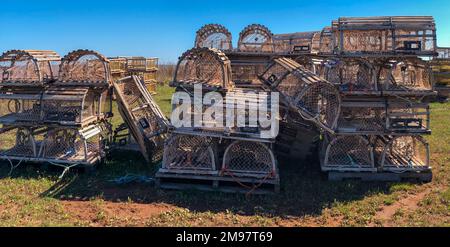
[0, 87, 449, 226]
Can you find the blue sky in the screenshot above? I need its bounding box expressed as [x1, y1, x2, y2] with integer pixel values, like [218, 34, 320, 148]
[1, 0, 449, 63]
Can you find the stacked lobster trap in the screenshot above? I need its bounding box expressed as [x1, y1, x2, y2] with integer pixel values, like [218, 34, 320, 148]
[315, 16, 437, 180]
[0, 49, 113, 173]
[156, 47, 280, 193]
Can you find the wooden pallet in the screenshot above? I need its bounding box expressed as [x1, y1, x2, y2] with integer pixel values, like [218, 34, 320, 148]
[327, 171, 432, 182]
[155, 171, 280, 194]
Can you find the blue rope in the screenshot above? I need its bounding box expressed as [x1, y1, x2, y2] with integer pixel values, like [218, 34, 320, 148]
[109, 174, 155, 185]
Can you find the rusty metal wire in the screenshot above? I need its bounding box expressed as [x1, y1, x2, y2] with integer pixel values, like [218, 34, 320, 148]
[222, 140, 276, 177]
[59, 49, 111, 83]
[162, 134, 217, 171]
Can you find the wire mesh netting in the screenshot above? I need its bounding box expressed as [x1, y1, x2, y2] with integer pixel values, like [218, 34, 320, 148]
[378, 135, 429, 171]
[39, 125, 106, 164]
[376, 58, 433, 93]
[222, 141, 276, 177]
[238, 24, 274, 53]
[162, 134, 217, 171]
[195, 24, 233, 51]
[260, 57, 340, 133]
[322, 135, 375, 171]
[337, 103, 385, 133]
[0, 127, 36, 158]
[387, 102, 430, 132]
[114, 75, 168, 162]
[59, 50, 110, 83]
[0, 96, 42, 123]
[0, 50, 60, 84]
[174, 47, 232, 90]
[325, 58, 377, 92]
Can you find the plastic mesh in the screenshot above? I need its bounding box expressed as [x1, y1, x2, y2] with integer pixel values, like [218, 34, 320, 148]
[222, 141, 275, 176]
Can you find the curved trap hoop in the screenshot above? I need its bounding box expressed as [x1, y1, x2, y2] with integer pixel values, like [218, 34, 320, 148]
[377, 135, 430, 172]
[0, 50, 60, 84]
[375, 58, 433, 95]
[324, 58, 377, 93]
[172, 47, 233, 91]
[162, 134, 217, 173]
[59, 49, 111, 84]
[221, 140, 276, 178]
[260, 57, 340, 133]
[195, 24, 232, 51]
[238, 24, 274, 53]
[321, 135, 375, 172]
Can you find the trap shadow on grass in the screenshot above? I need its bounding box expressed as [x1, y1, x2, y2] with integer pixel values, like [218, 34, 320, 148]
[0, 148, 404, 218]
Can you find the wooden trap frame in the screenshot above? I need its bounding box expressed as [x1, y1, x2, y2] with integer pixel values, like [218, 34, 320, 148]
[0, 50, 61, 85]
[331, 16, 437, 56]
[374, 135, 430, 172]
[336, 98, 430, 135]
[0, 122, 110, 169]
[195, 24, 233, 51]
[113, 75, 169, 162]
[319, 135, 376, 172]
[259, 57, 341, 133]
[171, 47, 233, 91]
[238, 24, 274, 53]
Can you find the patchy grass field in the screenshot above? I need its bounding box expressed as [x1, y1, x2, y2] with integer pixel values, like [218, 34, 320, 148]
[0, 84, 449, 226]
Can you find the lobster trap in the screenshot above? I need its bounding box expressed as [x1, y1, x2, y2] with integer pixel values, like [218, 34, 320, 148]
[320, 135, 376, 172]
[331, 16, 436, 56]
[161, 134, 218, 174]
[195, 24, 233, 51]
[38, 123, 109, 165]
[273, 31, 319, 54]
[221, 140, 277, 179]
[0, 50, 61, 85]
[260, 57, 341, 133]
[318, 27, 333, 54]
[375, 58, 434, 95]
[375, 135, 430, 172]
[337, 100, 386, 134]
[238, 24, 274, 53]
[172, 47, 233, 91]
[0, 126, 38, 159]
[59, 49, 111, 84]
[324, 58, 378, 94]
[113, 75, 169, 162]
[0, 89, 42, 123]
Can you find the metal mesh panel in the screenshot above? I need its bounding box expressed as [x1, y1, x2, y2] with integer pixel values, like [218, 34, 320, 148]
[377, 58, 432, 92]
[174, 47, 232, 89]
[380, 136, 429, 171]
[222, 141, 276, 176]
[231, 64, 266, 84]
[0, 127, 36, 158]
[162, 134, 216, 171]
[323, 135, 374, 170]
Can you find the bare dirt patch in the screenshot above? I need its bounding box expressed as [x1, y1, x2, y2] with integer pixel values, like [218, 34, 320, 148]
[62, 200, 173, 226]
[372, 188, 433, 226]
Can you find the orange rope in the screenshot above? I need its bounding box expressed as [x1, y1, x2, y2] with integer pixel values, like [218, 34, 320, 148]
[220, 167, 275, 196]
